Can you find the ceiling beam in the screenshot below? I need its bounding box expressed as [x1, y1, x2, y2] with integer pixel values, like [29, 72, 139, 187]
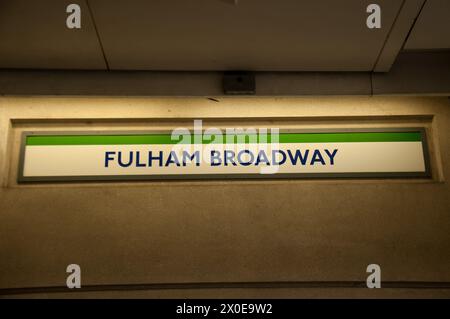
[0, 51, 448, 96]
[373, 0, 426, 72]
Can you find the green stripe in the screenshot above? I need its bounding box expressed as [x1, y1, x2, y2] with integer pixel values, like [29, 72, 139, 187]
[26, 132, 422, 146]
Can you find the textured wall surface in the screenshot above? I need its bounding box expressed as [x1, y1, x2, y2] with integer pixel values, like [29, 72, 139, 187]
[0, 96, 449, 298]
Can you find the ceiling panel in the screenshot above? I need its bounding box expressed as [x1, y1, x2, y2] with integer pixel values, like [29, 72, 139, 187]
[0, 0, 106, 69]
[404, 0, 450, 50]
[89, 0, 404, 71]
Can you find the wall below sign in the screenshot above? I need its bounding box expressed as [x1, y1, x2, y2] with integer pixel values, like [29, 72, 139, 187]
[0, 96, 449, 298]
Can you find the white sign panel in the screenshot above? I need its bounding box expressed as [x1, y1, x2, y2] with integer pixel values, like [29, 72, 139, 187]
[18, 129, 430, 182]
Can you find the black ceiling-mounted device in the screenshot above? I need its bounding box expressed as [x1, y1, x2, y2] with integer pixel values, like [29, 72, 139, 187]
[223, 71, 255, 95]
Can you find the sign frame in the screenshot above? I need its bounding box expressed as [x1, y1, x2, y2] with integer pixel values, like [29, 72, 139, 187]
[17, 128, 432, 183]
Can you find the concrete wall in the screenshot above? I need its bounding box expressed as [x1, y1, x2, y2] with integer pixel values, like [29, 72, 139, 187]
[0, 96, 449, 298]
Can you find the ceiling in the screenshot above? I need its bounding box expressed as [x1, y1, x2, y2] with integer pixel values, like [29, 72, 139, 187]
[0, 0, 448, 72]
[404, 0, 450, 49]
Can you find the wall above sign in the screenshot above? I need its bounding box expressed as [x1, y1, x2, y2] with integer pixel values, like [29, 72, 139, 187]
[18, 128, 431, 182]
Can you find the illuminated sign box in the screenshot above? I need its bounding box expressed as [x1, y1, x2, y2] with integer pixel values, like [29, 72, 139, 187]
[18, 129, 431, 182]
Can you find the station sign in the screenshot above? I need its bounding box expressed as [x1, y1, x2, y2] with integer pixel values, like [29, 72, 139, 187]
[18, 128, 430, 182]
